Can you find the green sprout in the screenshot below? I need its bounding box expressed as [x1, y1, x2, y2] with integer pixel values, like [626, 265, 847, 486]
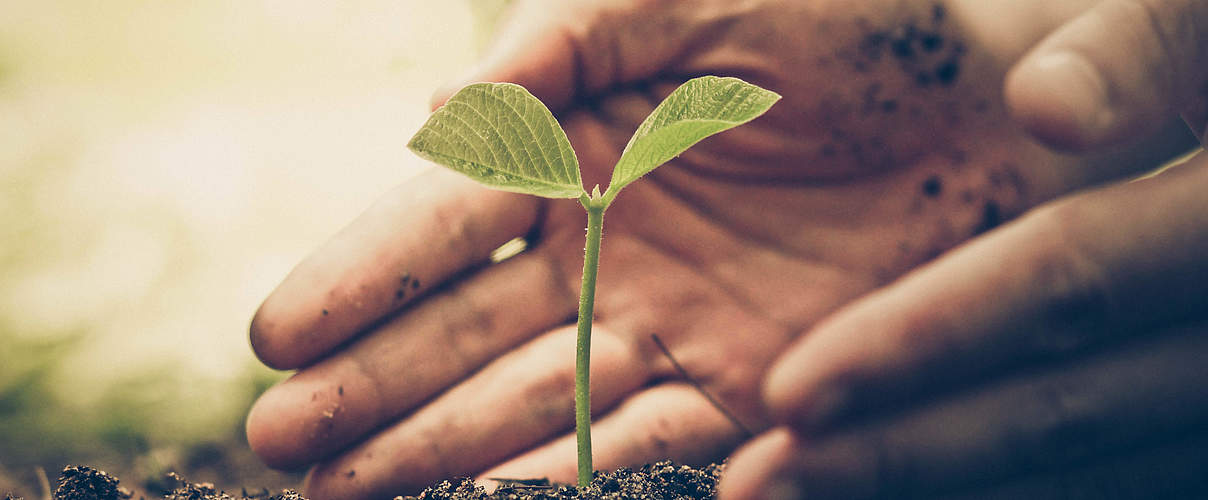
[407, 76, 779, 487]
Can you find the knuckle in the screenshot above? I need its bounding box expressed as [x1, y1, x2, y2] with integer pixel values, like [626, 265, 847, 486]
[1111, 0, 1204, 98]
[639, 414, 677, 457]
[435, 286, 501, 374]
[428, 195, 475, 258]
[1024, 375, 1100, 467]
[864, 430, 914, 500]
[1014, 203, 1115, 354]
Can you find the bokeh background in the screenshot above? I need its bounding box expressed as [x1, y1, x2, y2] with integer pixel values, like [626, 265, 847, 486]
[0, 1, 509, 495]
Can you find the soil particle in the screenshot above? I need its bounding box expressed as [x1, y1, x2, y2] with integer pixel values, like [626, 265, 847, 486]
[934, 57, 960, 85]
[973, 201, 1002, 235]
[921, 176, 943, 198]
[851, 2, 964, 88]
[53, 469, 301, 500]
[55, 466, 131, 500]
[403, 461, 722, 500]
[396, 273, 419, 300]
[919, 32, 943, 52]
[163, 474, 237, 500]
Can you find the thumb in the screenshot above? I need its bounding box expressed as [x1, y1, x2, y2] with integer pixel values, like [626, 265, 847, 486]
[1005, 0, 1208, 149]
[429, 1, 589, 112]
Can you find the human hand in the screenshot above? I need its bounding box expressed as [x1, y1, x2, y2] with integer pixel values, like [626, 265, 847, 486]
[722, 1, 1208, 498]
[721, 152, 1208, 499]
[244, 1, 1193, 498]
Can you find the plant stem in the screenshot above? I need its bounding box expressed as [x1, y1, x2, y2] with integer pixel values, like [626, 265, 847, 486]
[574, 195, 605, 488]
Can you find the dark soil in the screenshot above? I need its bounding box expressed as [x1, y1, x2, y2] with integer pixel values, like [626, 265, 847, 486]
[25, 462, 722, 500]
[406, 462, 722, 500]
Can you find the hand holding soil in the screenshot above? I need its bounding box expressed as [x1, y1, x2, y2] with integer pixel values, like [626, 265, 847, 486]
[245, 1, 1206, 499]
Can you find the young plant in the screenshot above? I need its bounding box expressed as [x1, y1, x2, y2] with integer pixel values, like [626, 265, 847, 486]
[407, 76, 779, 487]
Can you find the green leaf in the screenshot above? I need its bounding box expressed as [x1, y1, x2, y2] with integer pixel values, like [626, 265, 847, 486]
[407, 82, 584, 198]
[607, 76, 780, 196]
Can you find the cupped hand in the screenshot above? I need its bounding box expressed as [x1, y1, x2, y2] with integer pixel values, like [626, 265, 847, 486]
[721, 152, 1208, 500]
[722, 0, 1208, 497]
[244, 1, 1193, 498]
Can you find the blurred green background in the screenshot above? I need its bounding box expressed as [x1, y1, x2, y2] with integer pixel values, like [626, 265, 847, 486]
[0, 1, 509, 495]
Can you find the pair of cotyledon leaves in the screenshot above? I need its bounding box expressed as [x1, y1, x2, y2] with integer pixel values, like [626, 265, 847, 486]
[408, 76, 780, 201]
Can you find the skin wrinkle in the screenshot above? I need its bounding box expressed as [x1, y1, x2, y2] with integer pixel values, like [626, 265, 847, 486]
[642, 167, 830, 266]
[1128, 0, 1188, 100]
[441, 275, 509, 367]
[345, 356, 387, 451]
[402, 254, 575, 414]
[1022, 205, 1118, 356]
[616, 175, 813, 335]
[646, 161, 958, 283]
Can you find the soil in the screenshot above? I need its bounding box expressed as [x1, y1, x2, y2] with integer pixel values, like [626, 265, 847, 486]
[405, 462, 722, 500]
[25, 462, 722, 500]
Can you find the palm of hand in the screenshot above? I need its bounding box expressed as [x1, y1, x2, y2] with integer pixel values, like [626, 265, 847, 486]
[249, 2, 1083, 498]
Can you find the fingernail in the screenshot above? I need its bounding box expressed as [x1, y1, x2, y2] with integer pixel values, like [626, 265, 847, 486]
[1022, 51, 1116, 143]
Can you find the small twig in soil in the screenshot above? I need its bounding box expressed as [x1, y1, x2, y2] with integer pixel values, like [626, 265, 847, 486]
[651, 334, 754, 439]
[484, 477, 551, 487]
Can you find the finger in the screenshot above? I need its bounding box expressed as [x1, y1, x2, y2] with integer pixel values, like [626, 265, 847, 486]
[303, 324, 649, 500]
[245, 245, 579, 469]
[765, 151, 1208, 433]
[724, 325, 1208, 499]
[249, 168, 540, 369]
[476, 384, 751, 488]
[430, 0, 582, 111]
[430, 1, 752, 111]
[1005, 0, 1208, 149]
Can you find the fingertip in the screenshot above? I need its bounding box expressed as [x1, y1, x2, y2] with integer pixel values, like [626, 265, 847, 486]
[1005, 50, 1115, 151]
[246, 384, 309, 470]
[248, 300, 305, 370]
[718, 429, 802, 500]
[428, 73, 478, 111]
[764, 374, 839, 436]
[247, 366, 380, 472]
[761, 357, 802, 422]
[761, 336, 847, 433]
[427, 89, 452, 112]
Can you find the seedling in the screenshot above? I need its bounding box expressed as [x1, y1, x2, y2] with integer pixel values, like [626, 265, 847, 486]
[407, 76, 779, 487]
